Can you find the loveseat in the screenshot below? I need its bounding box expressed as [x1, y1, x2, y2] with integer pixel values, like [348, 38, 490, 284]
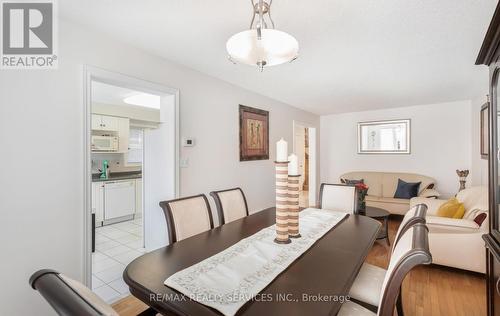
[340, 171, 440, 215]
[410, 186, 488, 273]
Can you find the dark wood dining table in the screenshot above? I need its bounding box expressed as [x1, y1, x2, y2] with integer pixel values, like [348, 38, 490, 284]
[124, 207, 381, 316]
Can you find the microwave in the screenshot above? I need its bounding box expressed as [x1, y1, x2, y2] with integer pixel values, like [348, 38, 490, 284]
[91, 135, 119, 151]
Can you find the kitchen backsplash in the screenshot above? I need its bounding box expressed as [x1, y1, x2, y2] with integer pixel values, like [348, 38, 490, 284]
[92, 153, 141, 174]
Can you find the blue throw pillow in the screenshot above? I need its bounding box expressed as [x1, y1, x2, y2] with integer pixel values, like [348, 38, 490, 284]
[394, 179, 421, 199]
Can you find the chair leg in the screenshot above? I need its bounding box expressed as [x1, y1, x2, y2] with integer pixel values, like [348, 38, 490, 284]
[396, 290, 404, 316]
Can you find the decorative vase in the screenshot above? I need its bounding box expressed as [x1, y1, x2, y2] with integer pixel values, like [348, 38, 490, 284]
[355, 183, 369, 213]
[456, 169, 469, 192]
[274, 161, 291, 244]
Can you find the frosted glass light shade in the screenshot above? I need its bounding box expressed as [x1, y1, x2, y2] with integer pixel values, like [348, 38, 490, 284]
[226, 29, 299, 67]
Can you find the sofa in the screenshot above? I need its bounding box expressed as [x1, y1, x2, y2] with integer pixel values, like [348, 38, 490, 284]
[340, 171, 440, 215]
[410, 186, 488, 273]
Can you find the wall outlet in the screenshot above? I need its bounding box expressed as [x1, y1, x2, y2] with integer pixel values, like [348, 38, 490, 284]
[182, 137, 195, 147]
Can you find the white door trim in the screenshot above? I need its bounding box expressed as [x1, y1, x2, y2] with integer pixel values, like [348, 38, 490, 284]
[82, 65, 180, 286]
[292, 120, 318, 207]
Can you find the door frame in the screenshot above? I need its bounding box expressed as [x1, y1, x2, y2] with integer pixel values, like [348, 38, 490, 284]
[292, 120, 318, 207]
[82, 65, 180, 286]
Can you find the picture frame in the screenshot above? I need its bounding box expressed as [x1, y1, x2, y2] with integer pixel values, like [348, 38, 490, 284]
[481, 102, 489, 159]
[357, 119, 411, 154]
[239, 105, 269, 161]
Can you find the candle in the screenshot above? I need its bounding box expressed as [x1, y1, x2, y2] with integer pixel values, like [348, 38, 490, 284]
[276, 138, 288, 162]
[288, 154, 299, 175]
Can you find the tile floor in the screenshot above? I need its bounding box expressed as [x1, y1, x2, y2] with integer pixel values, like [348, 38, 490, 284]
[92, 217, 146, 303]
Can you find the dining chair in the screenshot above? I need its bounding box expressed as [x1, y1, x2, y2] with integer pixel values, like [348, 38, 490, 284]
[338, 223, 432, 316]
[319, 183, 358, 213]
[30, 269, 157, 316]
[210, 187, 249, 225]
[159, 194, 214, 243]
[348, 204, 427, 311]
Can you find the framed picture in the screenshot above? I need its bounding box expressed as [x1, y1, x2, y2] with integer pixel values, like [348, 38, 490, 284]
[481, 102, 489, 159]
[358, 119, 411, 154]
[239, 105, 269, 161]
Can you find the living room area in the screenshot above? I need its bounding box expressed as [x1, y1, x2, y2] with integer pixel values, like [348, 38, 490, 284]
[319, 98, 489, 314]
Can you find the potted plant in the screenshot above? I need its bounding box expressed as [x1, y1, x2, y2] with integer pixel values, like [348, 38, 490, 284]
[355, 182, 369, 213]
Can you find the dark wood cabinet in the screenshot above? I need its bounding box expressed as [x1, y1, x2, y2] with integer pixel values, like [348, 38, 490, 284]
[477, 2, 500, 315]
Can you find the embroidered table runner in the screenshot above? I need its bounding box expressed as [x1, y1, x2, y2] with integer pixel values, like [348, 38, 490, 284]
[164, 208, 348, 316]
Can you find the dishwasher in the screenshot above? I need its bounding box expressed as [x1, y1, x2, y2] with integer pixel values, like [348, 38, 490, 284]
[104, 180, 136, 222]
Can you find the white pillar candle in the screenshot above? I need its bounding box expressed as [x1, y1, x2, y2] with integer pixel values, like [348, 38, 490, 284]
[276, 138, 288, 162]
[288, 154, 299, 175]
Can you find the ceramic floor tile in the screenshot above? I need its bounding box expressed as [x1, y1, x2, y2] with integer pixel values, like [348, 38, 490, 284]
[125, 240, 144, 249]
[94, 263, 125, 283]
[91, 276, 105, 290]
[113, 250, 143, 265]
[96, 239, 121, 251]
[92, 251, 109, 264]
[99, 229, 131, 239]
[117, 234, 140, 244]
[93, 257, 121, 273]
[108, 277, 130, 295]
[95, 234, 111, 245]
[135, 247, 148, 253]
[100, 245, 133, 257]
[93, 284, 121, 303]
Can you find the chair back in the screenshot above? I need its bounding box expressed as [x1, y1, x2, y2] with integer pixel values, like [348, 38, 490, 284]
[319, 183, 358, 214]
[159, 194, 214, 243]
[210, 187, 249, 225]
[30, 269, 119, 316]
[377, 223, 432, 316]
[392, 203, 427, 252]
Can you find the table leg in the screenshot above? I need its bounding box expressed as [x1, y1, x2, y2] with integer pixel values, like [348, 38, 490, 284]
[384, 217, 390, 246]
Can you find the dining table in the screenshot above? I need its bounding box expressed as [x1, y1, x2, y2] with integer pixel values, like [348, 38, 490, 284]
[123, 207, 381, 316]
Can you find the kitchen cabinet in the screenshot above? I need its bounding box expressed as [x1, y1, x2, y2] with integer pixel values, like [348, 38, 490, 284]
[92, 182, 105, 226]
[136, 178, 143, 216]
[117, 117, 130, 153]
[92, 114, 119, 132]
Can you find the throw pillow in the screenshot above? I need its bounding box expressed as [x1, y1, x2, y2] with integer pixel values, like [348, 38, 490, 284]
[342, 178, 364, 186]
[474, 213, 487, 226]
[437, 198, 466, 219]
[393, 179, 421, 199]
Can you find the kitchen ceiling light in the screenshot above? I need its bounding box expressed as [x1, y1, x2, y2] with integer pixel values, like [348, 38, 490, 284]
[226, 0, 299, 71]
[123, 93, 161, 109]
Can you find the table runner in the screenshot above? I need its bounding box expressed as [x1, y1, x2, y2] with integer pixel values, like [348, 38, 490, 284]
[164, 208, 348, 316]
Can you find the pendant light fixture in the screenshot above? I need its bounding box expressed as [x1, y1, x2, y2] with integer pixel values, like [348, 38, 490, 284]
[226, 0, 299, 71]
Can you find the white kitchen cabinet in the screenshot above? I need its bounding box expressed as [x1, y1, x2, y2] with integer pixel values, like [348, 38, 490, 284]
[135, 178, 143, 216]
[117, 117, 130, 153]
[92, 114, 119, 132]
[92, 182, 105, 225]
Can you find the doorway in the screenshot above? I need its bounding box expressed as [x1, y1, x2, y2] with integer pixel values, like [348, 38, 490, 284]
[83, 67, 179, 303]
[293, 121, 317, 207]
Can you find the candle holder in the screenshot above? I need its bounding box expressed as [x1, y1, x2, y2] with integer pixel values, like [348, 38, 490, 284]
[274, 161, 291, 244]
[288, 174, 301, 238]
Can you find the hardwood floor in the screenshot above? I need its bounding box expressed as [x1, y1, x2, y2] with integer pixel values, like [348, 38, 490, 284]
[112, 217, 486, 316]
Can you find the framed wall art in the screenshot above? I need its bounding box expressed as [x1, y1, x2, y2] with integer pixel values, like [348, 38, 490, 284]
[239, 105, 269, 161]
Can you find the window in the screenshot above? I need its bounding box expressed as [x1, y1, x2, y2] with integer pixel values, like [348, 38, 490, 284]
[127, 128, 143, 164]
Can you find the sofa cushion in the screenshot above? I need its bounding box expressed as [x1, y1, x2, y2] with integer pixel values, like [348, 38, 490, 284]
[341, 178, 364, 186]
[381, 173, 435, 198]
[340, 172, 382, 196]
[376, 197, 410, 205]
[436, 198, 465, 219]
[394, 179, 421, 199]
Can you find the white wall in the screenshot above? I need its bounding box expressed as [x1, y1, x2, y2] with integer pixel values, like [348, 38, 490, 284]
[0, 20, 319, 315]
[320, 100, 473, 197]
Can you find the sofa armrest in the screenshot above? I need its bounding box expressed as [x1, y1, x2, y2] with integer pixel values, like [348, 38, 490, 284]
[426, 216, 480, 230]
[410, 197, 447, 215]
[419, 188, 441, 198]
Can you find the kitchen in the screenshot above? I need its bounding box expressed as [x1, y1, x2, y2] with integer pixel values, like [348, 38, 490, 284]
[90, 81, 161, 302]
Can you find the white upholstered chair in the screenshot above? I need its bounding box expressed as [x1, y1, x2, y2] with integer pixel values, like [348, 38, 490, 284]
[339, 223, 432, 316]
[319, 183, 358, 213]
[210, 187, 249, 225]
[30, 269, 121, 316]
[159, 194, 214, 243]
[348, 204, 427, 309]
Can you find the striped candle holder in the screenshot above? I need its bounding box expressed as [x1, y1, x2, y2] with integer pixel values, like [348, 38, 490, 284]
[288, 175, 301, 238]
[274, 161, 291, 244]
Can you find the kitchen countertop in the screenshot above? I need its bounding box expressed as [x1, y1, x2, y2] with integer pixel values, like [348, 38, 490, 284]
[92, 171, 142, 182]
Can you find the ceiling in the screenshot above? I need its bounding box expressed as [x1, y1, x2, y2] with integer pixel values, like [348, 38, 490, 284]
[92, 81, 161, 110]
[62, 1, 497, 115]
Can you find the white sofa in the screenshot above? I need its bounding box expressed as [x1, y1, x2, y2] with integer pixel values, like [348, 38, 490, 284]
[340, 171, 440, 215]
[410, 186, 488, 273]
